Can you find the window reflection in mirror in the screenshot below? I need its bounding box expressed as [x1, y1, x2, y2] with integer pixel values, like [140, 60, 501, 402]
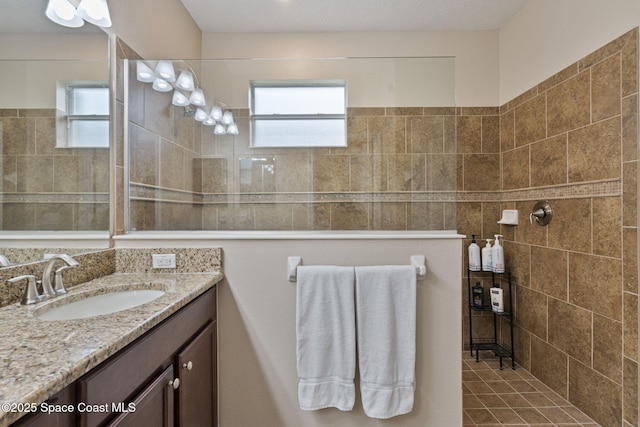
[0, 58, 110, 231]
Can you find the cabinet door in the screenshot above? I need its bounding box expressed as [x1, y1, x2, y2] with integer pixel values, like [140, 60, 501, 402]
[176, 321, 217, 427]
[108, 366, 175, 427]
[12, 385, 75, 427]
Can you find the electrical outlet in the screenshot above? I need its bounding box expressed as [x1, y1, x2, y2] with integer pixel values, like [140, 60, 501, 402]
[152, 254, 176, 269]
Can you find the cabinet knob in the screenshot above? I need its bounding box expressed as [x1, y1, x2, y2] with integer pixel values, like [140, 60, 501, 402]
[183, 361, 193, 371]
[168, 378, 180, 389]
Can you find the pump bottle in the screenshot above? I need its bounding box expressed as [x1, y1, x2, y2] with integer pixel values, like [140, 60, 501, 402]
[492, 234, 505, 273]
[468, 235, 481, 271]
[481, 239, 493, 272]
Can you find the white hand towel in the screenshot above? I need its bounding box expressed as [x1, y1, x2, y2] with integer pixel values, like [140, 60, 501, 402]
[355, 265, 416, 419]
[296, 265, 356, 411]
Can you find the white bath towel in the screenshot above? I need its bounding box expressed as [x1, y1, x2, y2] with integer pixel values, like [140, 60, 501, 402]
[355, 265, 417, 419]
[296, 265, 356, 411]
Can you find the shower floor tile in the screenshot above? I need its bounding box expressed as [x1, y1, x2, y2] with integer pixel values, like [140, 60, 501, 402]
[462, 352, 600, 426]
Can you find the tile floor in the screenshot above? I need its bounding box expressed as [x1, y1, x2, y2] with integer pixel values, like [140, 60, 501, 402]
[462, 352, 600, 426]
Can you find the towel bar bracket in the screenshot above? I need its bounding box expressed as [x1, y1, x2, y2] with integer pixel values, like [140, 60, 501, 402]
[287, 256, 426, 282]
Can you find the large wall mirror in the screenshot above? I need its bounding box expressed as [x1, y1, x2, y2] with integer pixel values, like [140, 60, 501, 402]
[0, 1, 110, 265]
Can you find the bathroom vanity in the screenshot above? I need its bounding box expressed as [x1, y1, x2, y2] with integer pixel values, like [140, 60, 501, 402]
[0, 272, 221, 427]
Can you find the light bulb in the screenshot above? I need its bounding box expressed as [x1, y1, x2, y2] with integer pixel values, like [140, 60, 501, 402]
[203, 116, 216, 126]
[175, 71, 195, 91]
[45, 0, 84, 28]
[76, 0, 112, 27]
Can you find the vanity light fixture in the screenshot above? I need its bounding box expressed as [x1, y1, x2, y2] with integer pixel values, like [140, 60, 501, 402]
[210, 106, 223, 121]
[45, 0, 112, 28]
[176, 71, 195, 91]
[134, 60, 239, 136]
[194, 108, 209, 122]
[172, 90, 190, 107]
[45, 0, 85, 27]
[213, 124, 226, 135]
[152, 78, 172, 92]
[155, 60, 176, 83]
[136, 62, 155, 83]
[76, 0, 112, 28]
[189, 88, 206, 106]
[227, 122, 239, 135]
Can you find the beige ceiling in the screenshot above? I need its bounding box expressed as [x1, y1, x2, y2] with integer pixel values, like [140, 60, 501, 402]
[180, 0, 528, 33]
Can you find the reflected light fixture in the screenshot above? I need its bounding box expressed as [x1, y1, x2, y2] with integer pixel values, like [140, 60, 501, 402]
[175, 71, 195, 91]
[189, 88, 206, 106]
[45, 0, 85, 27]
[210, 106, 223, 121]
[194, 108, 209, 122]
[214, 124, 227, 135]
[45, 0, 112, 28]
[226, 123, 239, 135]
[152, 78, 172, 92]
[172, 90, 190, 107]
[136, 62, 155, 83]
[134, 60, 239, 136]
[155, 60, 176, 82]
[76, 0, 112, 27]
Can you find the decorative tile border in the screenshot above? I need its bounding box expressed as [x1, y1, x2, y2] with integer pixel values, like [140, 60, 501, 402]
[458, 180, 621, 202]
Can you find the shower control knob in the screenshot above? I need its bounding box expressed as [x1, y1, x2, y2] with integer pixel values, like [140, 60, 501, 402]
[169, 378, 180, 389]
[183, 361, 193, 371]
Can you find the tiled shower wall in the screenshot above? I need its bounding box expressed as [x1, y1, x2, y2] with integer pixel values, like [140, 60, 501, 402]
[460, 28, 639, 427]
[0, 108, 109, 230]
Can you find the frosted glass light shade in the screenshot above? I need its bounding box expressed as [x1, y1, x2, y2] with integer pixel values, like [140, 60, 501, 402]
[227, 123, 239, 135]
[189, 89, 206, 106]
[194, 108, 209, 122]
[221, 111, 234, 125]
[214, 124, 227, 135]
[77, 0, 112, 27]
[203, 117, 216, 126]
[175, 71, 195, 91]
[136, 61, 155, 83]
[210, 106, 223, 121]
[45, 0, 84, 28]
[172, 91, 190, 106]
[152, 78, 172, 92]
[155, 60, 176, 83]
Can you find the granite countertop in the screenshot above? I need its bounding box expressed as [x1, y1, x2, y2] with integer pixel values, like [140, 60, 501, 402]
[0, 271, 223, 427]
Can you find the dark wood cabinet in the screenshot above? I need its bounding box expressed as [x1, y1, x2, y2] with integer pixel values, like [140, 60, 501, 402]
[108, 366, 175, 427]
[176, 322, 217, 427]
[12, 385, 76, 427]
[12, 286, 217, 427]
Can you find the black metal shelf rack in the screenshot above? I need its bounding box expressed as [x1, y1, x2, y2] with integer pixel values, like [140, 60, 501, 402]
[467, 269, 515, 370]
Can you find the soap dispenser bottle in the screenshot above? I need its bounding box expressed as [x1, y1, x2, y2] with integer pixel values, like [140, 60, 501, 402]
[481, 239, 493, 272]
[492, 234, 505, 273]
[468, 235, 481, 271]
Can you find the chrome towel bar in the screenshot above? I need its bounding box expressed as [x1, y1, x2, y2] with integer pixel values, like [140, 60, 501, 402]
[287, 255, 426, 282]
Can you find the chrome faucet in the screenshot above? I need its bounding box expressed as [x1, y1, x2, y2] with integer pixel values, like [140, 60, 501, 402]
[7, 254, 79, 305]
[42, 254, 79, 297]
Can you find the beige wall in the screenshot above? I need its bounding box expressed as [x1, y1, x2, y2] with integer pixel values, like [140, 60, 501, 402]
[500, 0, 640, 103]
[201, 31, 500, 107]
[107, 0, 201, 59]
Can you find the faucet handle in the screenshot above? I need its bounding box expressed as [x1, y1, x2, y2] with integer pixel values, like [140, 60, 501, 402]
[8, 275, 41, 305]
[53, 265, 75, 295]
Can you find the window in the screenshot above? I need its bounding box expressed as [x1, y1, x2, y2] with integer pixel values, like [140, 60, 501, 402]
[57, 82, 109, 148]
[250, 80, 347, 148]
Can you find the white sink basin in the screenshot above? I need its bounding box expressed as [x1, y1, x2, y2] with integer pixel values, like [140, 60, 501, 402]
[36, 290, 166, 321]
